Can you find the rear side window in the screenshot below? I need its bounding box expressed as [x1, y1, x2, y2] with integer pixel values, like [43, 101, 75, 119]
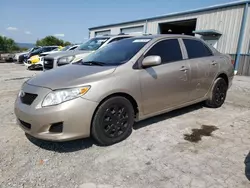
[43, 47, 52, 52]
[183, 39, 213, 59]
[145, 39, 183, 63]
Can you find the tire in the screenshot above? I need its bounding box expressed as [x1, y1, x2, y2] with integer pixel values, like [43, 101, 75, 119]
[205, 77, 228, 108]
[91, 96, 134, 146]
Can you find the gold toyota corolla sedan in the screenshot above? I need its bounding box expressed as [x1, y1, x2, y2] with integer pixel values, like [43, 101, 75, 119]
[15, 35, 234, 145]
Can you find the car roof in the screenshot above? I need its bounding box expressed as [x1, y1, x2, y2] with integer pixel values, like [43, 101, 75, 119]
[129, 34, 198, 40]
[94, 34, 199, 41]
[94, 34, 134, 39]
[41, 46, 59, 48]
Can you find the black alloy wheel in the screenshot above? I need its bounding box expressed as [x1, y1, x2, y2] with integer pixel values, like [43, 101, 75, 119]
[205, 77, 228, 108]
[92, 96, 134, 146]
[102, 104, 129, 138]
[214, 80, 227, 106]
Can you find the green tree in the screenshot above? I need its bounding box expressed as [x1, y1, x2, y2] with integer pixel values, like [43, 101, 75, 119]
[36, 36, 71, 46]
[0, 35, 20, 52]
[64, 41, 71, 46]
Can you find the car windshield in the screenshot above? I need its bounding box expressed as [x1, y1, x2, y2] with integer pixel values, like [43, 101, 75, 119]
[32, 48, 42, 54]
[51, 48, 59, 52]
[31, 47, 40, 52]
[78, 38, 151, 66]
[60, 46, 71, 51]
[78, 37, 109, 51]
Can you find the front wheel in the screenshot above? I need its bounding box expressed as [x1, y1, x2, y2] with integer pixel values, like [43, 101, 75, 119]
[205, 77, 228, 108]
[91, 96, 134, 146]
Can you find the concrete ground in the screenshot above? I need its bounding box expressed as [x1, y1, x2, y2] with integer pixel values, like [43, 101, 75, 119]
[0, 63, 250, 188]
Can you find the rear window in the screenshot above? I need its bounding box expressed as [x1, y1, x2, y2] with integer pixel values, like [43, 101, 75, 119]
[183, 39, 213, 59]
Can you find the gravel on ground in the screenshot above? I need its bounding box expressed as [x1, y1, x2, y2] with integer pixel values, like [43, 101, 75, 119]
[0, 63, 250, 188]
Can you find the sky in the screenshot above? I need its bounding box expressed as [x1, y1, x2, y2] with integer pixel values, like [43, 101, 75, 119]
[0, 0, 239, 44]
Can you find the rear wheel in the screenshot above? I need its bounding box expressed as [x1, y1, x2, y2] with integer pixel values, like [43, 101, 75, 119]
[205, 77, 228, 108]
[91, 96, 134, 146]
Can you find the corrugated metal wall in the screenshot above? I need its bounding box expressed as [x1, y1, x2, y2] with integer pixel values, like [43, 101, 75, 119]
[241, 5, 250, 54]
[237, 55, 250, 75]
[196, 6, 244, 54]
[89, 4, 249, 55]
[146, 5, 244, 54]
[90, 22, 145, 38]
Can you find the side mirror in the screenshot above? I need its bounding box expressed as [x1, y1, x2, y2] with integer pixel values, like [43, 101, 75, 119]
[142, 56, 161, 67]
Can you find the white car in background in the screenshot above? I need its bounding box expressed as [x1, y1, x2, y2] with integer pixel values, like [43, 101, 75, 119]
[26, 45, 80, 70]
[40, 45, 79, 57]
[43, 35, 132, 71]
[14, 47, 41, 63]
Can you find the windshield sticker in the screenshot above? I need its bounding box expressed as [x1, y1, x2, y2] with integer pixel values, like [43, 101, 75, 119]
[132, 39, 151, 43]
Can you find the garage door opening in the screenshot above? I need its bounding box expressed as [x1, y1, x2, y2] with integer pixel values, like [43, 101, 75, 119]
[159, 19, 197, 36]
[120, 26, 144, 35]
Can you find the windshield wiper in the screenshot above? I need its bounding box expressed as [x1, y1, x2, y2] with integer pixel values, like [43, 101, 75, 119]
[81, 61, 106, 66]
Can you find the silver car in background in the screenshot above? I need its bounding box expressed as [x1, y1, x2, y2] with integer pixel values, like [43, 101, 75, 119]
[43, 34, 132, 71]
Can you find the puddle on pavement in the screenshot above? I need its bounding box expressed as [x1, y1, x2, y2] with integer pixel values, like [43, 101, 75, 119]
[184, 125, 218, 143]
[5, 77, 31, 81]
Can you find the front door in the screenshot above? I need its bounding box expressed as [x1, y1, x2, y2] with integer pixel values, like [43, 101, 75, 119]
[139, 39, 192, 115]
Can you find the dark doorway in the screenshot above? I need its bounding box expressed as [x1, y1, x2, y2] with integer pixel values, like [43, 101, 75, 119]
[159, 19, 197, 36]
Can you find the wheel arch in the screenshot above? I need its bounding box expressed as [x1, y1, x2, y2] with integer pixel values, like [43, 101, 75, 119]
[90, 92, 140, 135]
[216, 73, 229, 87]
[96, 92, 139, 116]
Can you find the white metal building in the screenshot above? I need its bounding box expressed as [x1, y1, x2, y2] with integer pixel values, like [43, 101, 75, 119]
[89, 1, 250, 75]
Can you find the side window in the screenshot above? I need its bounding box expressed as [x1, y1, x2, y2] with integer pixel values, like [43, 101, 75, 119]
[145, 39, 183, 63]
[108, 37, 130, 44]
[44, 48, 50, 52]
[69, 46, 78, 50]
[183, 39, 213, 59]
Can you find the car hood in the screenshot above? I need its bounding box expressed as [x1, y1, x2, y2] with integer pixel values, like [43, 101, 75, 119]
[45, 50, 93, 59]
[27, 64, 116, 89]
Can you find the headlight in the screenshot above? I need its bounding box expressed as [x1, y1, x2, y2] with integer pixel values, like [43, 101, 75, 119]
[42, 86, 90, 107]
[57, 56, 75, 65]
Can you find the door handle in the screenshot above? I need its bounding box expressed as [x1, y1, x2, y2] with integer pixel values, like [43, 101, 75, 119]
[211, 60, 217, 65]
[180, 66, 189, 71]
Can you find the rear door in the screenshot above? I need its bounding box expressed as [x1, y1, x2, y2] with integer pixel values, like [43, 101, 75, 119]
[182, 38, 219, 100]
[139, 38, 192, 115]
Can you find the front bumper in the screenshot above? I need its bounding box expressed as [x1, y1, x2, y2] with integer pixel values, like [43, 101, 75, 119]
[14, 83, 98, 141]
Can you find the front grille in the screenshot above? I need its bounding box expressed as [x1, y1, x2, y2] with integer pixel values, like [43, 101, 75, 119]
[19, 119, 31, 129]
[20, 93, 38, 105]
[43, 59, 54, 70]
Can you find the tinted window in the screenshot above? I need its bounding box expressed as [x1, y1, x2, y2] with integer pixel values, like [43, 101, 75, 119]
[43, 47, 52, 52]
[51, 47, 58, 50]
[78, 38, 151, 66]
[32, 48, 42, 54]
[183, 39, 213, 59]
[145, 39, 182, 63]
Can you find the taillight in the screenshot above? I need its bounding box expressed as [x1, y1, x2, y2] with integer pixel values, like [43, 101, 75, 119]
[231, 59, 235, 65]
